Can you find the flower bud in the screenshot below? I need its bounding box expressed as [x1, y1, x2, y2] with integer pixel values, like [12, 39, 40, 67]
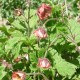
[33, 28, 48, 39]
[14, 8, 23, 16]
[37, 58, 51, 68]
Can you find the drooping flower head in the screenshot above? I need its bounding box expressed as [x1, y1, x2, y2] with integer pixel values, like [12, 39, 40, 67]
[37, 3, 52, 20]
[37, 58, 51, 68]
[33, 28, 48, 39]
[12, 71, 26, 80]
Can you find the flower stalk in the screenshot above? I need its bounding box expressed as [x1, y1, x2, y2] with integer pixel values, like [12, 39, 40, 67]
[27, 0, 31, 37]
[26, 72, 49, 80]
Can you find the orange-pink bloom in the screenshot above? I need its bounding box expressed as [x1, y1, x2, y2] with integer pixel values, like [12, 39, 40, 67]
[33, 28, 48, 39]
[37, 3, 52, 20]
[37, 58, 51, 68]
[12, 71, 26, 80]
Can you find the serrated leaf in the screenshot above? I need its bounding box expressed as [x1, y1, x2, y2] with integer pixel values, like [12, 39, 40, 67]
[5, 37, 26, 52]
[53, 52, 77, 78]
[68, 19, 80, 43]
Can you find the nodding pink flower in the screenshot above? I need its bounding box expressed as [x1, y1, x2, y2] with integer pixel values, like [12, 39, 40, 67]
[37, 3, 52, 20]
[37, 58, 51, 68]
[12, 71, 26, 80]
[33, 28, 48, 39]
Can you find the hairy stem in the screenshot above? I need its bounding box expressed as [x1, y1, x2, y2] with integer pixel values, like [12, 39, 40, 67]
[43, 18, 58, 27]
[27, 1, 31, 37]
[65, 0, 68, 16]
[44, 35, 61, 58]
[27, 72, 49, 80]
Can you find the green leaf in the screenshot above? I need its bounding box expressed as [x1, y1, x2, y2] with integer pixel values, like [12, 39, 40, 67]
[5, 36, 26, 52]
[12, 20, 25, 30]
[37, 48, 45, 57]
[26, 77, 33, 80]
[56, 22, 68, 34]
[0, 66, 5, 71]
[0, 25, 10, 35]
[29, 15, 38, 28]
[24, 9, 38, 28]
[68, 19, 80, 43]
[29, 64, 37, 72]
[29, 52, 37, 64]
[24, 9, 36, 19]
[12, 41, 23, 58]
[53, 52, 77, 79]
[0, 71, 7, 80]
[0, 66, 7, 80]
[22, 47, 28, 53]
[11, 30, 24, 37]
[0, 43, 5, 57]
[77, 55, 80, 67]
[5, 37, 20, 52]
[29, 34, 36, 45]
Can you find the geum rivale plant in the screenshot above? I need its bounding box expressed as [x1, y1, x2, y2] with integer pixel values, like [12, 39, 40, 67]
[0, 0, 80, 80]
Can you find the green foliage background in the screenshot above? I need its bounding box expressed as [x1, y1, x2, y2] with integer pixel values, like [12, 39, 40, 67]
[0, 0, 80, 80]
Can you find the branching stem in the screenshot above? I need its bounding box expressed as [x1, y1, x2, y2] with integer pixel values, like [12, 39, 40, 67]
[43, 18, 58, 27]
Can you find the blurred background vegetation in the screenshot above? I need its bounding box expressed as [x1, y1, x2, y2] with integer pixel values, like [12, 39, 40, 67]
[0, 0, 80, 18]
